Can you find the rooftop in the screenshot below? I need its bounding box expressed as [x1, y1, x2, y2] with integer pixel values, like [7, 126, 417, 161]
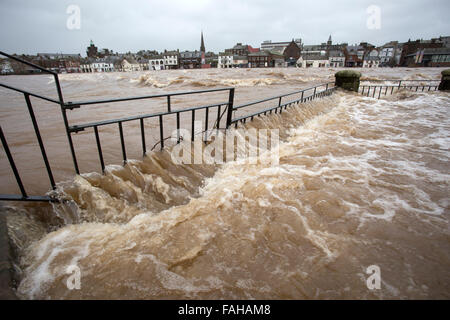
[301, 53, 329, 60]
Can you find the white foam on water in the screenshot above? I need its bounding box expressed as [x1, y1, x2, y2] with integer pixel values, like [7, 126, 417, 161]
[13, 80, 450, 299]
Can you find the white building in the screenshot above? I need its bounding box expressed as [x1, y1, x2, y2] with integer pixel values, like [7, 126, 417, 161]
[138, 59, 149, 71]
[80, 63, 92, 72]
[149, 56, 165, 70]
[218, 54, 249, 68]
[363, 49, 380, 68]
[80, 58, 114, 72]
[0, 61, 14, 74]
[82, 57, 116, 72]
[121, 58, 141, 72]
[218, 53, 233, 68]
[379, 41, 401, 66]
[363, 56, 380, 68]
[91, 61, 114, 72]
[297, 52, 329, 68]
[379, 47, 394, 64]
[163, 51, 179, 69]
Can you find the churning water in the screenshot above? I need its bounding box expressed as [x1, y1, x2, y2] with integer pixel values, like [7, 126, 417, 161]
[0, 68, 449, 299]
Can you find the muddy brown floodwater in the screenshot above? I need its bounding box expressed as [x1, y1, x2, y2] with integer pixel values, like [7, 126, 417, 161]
[0, 67, 449, 299]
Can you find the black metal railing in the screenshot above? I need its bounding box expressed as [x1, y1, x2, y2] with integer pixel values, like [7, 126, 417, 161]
[65, 87, 235, 173]
[0, 52, 240, 202]
[230, 82, 336, 126]
[0, 51, 70, 202]
[2, 52, 394, 204]
[359, 79, 440, 99]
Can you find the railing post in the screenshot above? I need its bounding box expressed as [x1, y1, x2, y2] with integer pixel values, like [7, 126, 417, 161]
[225, 88, 235, 129]
[54, 74, 80, 174]
[140, 118, 146, 156]
[118, 122, 127, 163]
[24, 93, 56, 189]
[0, 126, 27, 198]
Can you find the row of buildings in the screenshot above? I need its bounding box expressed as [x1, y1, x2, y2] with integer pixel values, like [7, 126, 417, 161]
[219, 35, 450, 69]
[76, 35, 211, 72]
[2, 33, 450, 74]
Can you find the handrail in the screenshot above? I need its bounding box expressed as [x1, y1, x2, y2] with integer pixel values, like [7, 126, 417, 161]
[360, 79, 440, 82]
[69, 101, 229, 132]
[0, 51, 340, 203]
[0, 82, 60, 104]
[361, 84, 432, 87]
[66, 87, 234, 107]
[0, 51, 76, 199]
[359, 80, 439, 98]
[0, 50, 56, 75]
[234, 82, 334, 109]
[231, 82, 336, 125]
[0, 194, 56, 202]
[0, 52, 63, 104]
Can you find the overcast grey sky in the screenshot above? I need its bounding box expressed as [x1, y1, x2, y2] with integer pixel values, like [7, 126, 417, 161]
[1, 0, 449, 55]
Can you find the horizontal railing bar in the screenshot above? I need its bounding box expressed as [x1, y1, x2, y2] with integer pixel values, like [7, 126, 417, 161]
[68, 101, 228, 132]
[0, 51, 57, 75]
[65, 87, 233, 107]
[360, 79, 439, 82]
[0, 83, 60, 104]
[359, 84, 439, 98]
[0, 194, 57, 202]
[361, 84, 436, 88]
[232, 87, 335, 123]
[233, 82, 334, 110]
[360, 85, 439, 91]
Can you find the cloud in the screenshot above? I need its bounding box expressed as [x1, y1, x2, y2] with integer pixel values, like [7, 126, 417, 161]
[1, 0, 449, 55]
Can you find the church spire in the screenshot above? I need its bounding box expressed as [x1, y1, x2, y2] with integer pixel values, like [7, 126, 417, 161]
[200, 31, 205, 53]
[327, 35, 332, 45]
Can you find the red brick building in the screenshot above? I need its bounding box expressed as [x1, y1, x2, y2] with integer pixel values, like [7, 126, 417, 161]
[399, 39, 443, 66]
[283, 40, 301, 66]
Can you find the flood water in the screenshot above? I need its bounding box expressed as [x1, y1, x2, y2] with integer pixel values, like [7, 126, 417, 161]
[0, 67, 449, 299]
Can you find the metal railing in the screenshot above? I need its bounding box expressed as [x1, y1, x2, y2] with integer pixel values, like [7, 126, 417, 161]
[0, 51, 69, 202]
[359, 79, 440, 98]
[65, 87, 235, 173]
[0, 53, 238, 202]
[0, 52, 350, 203]
[230, 82, 336, 126]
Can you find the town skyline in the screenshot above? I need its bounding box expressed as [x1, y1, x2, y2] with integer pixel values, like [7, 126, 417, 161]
[1, 0, 450, 55]
[5, 33, 450, 58]
[2, 32, 449, 75]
